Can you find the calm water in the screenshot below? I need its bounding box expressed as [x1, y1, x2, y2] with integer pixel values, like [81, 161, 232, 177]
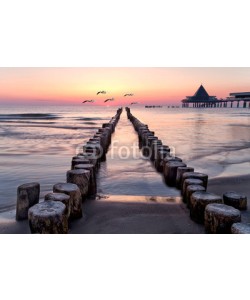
[0, 104, 249, 212]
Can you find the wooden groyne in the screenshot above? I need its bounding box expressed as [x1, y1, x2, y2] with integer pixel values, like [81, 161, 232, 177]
[17, 108, 123, 233]
[125, 107, 249, 233]
[14, 106, 249, 234]
[182, 85, 250, 108]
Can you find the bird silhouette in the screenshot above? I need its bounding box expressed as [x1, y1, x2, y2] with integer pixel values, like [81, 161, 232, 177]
[82, 100, 94, 103]
[124, 93, 134, 97]
[131, 102, 139, 105]
[104, 98, 114, 103]
[97, 91, 106, 95]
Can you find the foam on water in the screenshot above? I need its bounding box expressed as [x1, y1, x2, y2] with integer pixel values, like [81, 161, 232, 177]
[0, 113, 60, 120]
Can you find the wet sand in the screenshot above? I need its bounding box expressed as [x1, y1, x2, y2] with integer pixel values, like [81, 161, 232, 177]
[208, 174, 250, 199]
[0, 195, 204, 234]
[208, 174, 250, 223]
[1, 175, 249, 234]
[0, 210, 30, 234]
[70, 195, 204, 234]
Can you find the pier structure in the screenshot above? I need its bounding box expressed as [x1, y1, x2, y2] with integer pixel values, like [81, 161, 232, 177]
[226, 92, 250, 108]
[182, 85, 219, 108]
[182, 85, 250, 108]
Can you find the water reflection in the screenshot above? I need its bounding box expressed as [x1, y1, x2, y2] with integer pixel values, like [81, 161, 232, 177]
[95, 194, 182, 204]
[134, 107, 250, 178]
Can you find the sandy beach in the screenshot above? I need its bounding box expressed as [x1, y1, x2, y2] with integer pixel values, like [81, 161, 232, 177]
[0, 195, 205, 234]
[208, 174, 250, 200]
[208, 174, 250, 223]
[1, 172, 250, 234]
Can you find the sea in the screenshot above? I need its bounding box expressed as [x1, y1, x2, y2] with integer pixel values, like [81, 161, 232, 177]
[0, 104, 249, 212]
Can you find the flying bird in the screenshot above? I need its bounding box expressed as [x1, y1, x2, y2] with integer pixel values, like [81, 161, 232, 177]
[131, 102, 139, 105]
[104, 98, 114, 103]
[82, 100, 94, 103]
[97, 91, 106, 95]
[124, 93, 134, 97]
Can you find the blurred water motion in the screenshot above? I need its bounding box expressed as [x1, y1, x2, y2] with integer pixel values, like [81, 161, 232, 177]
[0, 104, 249, 211]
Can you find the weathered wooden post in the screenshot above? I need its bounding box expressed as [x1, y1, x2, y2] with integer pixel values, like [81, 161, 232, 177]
[45, 192, 71, 219]
[74, 163, 97, 195]
[154, 147, 171, 171]
[223, 191, 247, 210]
[205, 203, 241, 234]
[176, 167, 194, 189]
[89, 137, 101, 143]
[66, 169, 90, 200]
[185, 184, 206, 207]
[181, 172, 208, 191]
[163, 161, 187, 186]
[138, 129, 149, 148]
[16, 182, 40, 220]
[28, 201, 68, 234]
[71, 158, 91, 169]
[98, 127, 112, 151]
[182, 178, 204, 202]
[143, 136, 158, 157]
[162, 156, 183, 176]
[150, 140, 162, 161]
[190, 191, 223, 224]
[231, 223, 250, 234]
[141, 131, 154, 147]
[102, 122, 114, 133]
[53, 183, 82, 219]
[74, 154, 99, 170]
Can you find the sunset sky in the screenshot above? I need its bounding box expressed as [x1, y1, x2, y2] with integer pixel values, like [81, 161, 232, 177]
[0, 68, 250, 106]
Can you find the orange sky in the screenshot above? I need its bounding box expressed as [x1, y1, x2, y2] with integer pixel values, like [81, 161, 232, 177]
[0, 68, 250, 105]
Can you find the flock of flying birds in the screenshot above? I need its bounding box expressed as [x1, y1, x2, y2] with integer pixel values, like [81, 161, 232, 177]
[82, 91, 139, 105]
